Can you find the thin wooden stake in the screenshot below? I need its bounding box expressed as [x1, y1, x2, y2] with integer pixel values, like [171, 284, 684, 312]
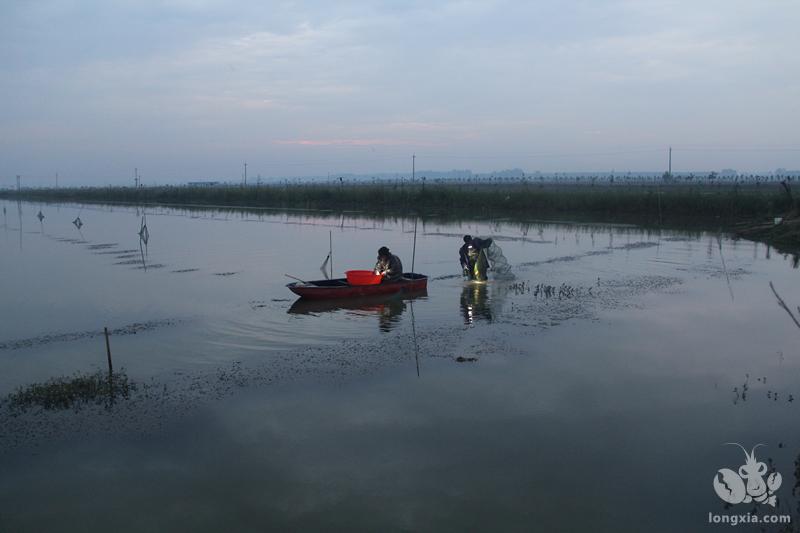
[104, 327, 113, 375]
[104, 326, 115, 403]
[411, 217, 418, 273]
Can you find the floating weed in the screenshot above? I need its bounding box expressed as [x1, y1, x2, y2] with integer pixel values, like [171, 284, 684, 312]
[732, 373, 797, 406]
[95, 249, 138, 255]
[431, 274, 463, 281]
[610, 241, 659, 251]
[170, 268, 200, 273]
[0, 319, 179, 351]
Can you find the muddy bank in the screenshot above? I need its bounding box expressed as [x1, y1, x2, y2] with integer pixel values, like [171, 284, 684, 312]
[734, 209, 800, 253]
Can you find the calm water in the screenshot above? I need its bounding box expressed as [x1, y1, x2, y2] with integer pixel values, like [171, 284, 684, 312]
[1, 199, 799, 532]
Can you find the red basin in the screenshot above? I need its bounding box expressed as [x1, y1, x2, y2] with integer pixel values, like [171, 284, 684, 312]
[346, 270, 382, 285]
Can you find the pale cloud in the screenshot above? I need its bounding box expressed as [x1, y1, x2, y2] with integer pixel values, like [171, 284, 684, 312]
[560, 30, 758, 83]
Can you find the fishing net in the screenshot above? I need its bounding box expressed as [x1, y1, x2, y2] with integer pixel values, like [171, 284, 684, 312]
[485, 240, 513, 278]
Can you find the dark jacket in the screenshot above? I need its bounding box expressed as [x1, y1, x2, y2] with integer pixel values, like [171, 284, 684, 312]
[375, 254, 403, 281]
[459, 237, 492, 268]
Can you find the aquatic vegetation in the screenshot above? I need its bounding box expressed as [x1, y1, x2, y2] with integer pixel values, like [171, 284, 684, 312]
[4, 370, 135, 412]
[507, 280, 594, 299]
[732, 373, 798, 406]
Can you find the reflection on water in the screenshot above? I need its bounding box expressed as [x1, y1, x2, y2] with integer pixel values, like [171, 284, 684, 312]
[17, 199, 22, 251]
[288, 290, 428, 333]
[461, 282, 492, 324]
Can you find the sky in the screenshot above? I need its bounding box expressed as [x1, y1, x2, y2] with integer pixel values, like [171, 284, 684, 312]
[1, 0, 799, 186]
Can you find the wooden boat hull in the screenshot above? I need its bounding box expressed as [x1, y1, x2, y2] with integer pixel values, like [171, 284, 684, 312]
[287, 289, 428, 315]
[287, 273, 428, 300]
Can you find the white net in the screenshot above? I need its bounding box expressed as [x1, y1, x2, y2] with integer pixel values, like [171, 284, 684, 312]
[480, 238, 514, 279]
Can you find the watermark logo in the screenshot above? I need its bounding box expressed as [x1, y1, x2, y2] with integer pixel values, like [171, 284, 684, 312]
[712, 443, 782, 507]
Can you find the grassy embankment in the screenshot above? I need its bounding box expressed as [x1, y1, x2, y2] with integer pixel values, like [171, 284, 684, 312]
[2, 181, 798, 248]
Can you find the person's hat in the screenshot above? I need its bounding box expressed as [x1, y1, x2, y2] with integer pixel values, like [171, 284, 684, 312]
[463, 235, 472, 243]
[378, 246, 390, 256]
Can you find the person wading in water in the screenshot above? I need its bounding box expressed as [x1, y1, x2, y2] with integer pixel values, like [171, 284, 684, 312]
[459, 235, 492, 281]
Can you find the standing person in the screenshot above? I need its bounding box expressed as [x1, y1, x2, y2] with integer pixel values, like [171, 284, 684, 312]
[375, 246, 403, 282]
[459, 235, 492, 281]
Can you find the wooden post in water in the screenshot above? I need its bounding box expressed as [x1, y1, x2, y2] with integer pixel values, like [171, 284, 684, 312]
[104, 327, 114, 402]
[411, 217, 418, 273]
[104, 327, 113, 375]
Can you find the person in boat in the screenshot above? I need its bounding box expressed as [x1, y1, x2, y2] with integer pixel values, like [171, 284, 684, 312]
[459, 235, 492, 281]
[374, 246, 403, 282]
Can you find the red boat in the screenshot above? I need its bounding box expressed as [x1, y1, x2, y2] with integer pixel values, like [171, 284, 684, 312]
[287, 273, 428, 300]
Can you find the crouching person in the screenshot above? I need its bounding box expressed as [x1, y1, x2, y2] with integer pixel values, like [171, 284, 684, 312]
[375, 246, 403, 282]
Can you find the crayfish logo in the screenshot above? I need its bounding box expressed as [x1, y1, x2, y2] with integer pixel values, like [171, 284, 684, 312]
[713, 443, 782, 507]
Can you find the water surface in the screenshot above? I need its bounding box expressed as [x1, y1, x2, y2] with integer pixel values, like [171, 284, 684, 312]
[1, 200, 799, 532]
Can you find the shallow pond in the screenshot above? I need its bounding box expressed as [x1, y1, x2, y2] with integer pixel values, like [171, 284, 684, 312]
[1, 199, 799, 532]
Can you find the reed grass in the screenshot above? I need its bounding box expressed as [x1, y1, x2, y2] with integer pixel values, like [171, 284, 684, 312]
[4, 370, 135, 412]
[1, 181, 792, 222]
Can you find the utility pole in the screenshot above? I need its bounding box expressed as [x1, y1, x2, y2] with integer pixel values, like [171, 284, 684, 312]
[244, 162, 248, 186]
[16, 175, 20, 192]
[668, 147, 672, 178]
[412, 154, 416, 183]
[134, 167, 139, 188]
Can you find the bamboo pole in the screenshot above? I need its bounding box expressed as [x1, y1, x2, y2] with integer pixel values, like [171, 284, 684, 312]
[770, 282, 800, 329]
[411, 217, 418, 273]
